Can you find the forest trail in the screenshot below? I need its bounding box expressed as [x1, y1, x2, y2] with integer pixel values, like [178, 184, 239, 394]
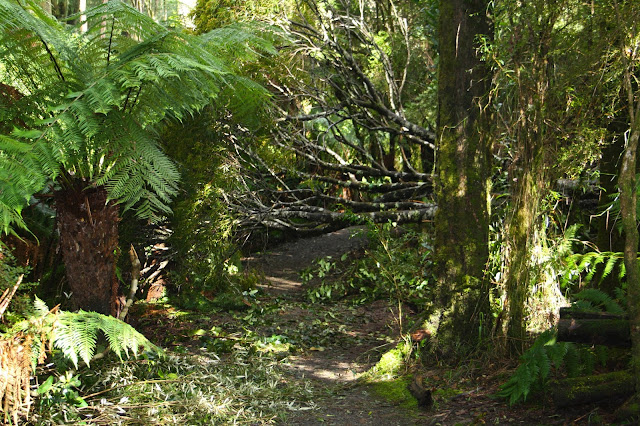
[239, 228, 583, 425]
[244, 226, 428, 424]
[245, 226, 369, 294]
[135, 227, 582, 424]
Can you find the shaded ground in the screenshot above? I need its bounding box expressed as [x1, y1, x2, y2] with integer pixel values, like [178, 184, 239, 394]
[134, 227, 618, 425]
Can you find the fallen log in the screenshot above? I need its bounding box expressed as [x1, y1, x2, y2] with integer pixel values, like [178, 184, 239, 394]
[552, 370, 634, 408]
[557, 318, 630, 347]
[559, 307, 628, 320]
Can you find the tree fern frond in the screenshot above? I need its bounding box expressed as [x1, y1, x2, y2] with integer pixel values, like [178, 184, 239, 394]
[53, 310, 162, 368]
[199, 22, 284, 66]
[53, 310, 99, 367]
[601, 255, 618, 282]
[572, 288, 625, 315]
[33, 297, 50, 318]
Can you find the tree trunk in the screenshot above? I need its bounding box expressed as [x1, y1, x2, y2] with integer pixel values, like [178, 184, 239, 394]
[55, 182, 120, 315]
[79, 0, 87, 33]
[499, 2, 558, 355]
[504, 162, 544, 353]
[433, 0, 492, 345]
[621, 111, 640, 393]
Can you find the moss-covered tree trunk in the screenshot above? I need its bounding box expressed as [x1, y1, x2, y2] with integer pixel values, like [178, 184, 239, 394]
[55, 181, 120, 315]
[503, 56, 549, 353]
[616, 7, 640, 399]
[620, 108, 640, 395]
[504, 158, 544, 352]
[433, 0, 492, 345]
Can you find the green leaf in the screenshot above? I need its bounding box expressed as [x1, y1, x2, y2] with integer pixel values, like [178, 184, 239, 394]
[37, 376, 54, 395]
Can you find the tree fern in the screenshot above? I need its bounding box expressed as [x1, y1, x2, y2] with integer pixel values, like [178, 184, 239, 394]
[53, 310, 160, 367]
[0, 0, 278, 232]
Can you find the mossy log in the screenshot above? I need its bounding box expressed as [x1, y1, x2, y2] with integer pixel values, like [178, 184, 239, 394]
[557, 318, 630, 347]
[552, 370, 634, 407]
[559, 307, 628, 320]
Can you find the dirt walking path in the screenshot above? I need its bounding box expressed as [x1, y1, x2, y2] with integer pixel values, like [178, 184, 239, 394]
[241, 228, 590, 425]
[244, 226, 428, 424]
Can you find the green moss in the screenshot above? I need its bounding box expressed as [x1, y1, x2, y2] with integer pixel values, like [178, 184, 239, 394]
[369, 341, 411, 377]
[369, 377, 417, 410]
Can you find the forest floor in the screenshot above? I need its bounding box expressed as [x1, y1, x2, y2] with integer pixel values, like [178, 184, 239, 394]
[130, 227, 618, 425]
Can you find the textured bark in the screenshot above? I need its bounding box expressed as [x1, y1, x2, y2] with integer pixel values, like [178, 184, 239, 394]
[433, 0, 492, 345]
[504, 165, 543, 353]
[55, 182, 120, 315]
[499, 2, 559, 354]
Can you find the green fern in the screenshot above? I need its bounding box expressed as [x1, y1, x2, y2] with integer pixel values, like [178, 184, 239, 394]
[53, 310, 161, 367]
[561, 250, 625, 288]
[497, 330, 566, 405]
[0, 0, 278, 233]
[572, 288, 626, 315]
[11, 298, 162, 369]
[498, 328, 606, 405]
[499, 290, 622, 406]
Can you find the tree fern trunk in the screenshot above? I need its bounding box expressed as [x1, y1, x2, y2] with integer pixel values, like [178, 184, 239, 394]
[55, 182, 120, 315]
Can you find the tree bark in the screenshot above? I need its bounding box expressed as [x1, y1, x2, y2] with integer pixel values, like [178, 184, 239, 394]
[617, 18, 640, 393]
[433, 0, 492, 346]
[55, 181, 120, 315]
[499, 1, 559, 355]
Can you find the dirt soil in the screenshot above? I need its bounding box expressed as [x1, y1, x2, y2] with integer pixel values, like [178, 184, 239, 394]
[137, 226, 619, 425]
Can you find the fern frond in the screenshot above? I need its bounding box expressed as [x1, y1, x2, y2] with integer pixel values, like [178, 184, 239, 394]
[52, 310, 162, 368]
[33, 297, 50, 319]
[572, 288, 625, 315]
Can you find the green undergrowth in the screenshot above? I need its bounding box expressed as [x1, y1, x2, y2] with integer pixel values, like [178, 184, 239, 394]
[29, 267, 425, 424]
[302, 223, 434, 307]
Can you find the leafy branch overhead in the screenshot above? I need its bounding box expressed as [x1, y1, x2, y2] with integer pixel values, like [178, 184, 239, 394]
[0, 0, 276, 233]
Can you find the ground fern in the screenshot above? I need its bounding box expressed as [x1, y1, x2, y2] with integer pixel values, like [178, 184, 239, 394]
[499, 287, 623, 405]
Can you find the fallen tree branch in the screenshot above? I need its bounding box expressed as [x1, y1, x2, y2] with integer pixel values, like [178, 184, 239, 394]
[0, 274, 23, 320]
[118, 245, 140, 322]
